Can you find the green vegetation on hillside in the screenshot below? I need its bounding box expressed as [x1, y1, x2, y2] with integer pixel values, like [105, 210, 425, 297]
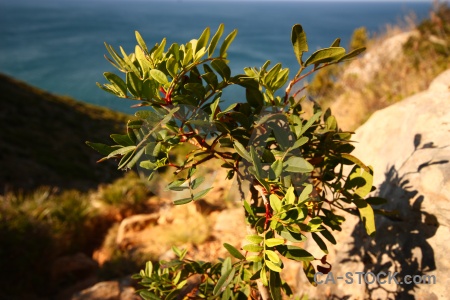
[308, 3, 450, 129]
[0, 73, 129, 193]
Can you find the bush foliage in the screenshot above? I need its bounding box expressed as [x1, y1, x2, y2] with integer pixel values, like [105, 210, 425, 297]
[89, 23, 380, 299]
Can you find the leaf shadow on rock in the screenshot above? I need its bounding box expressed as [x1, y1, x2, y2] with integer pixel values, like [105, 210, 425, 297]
[342, 134, 448, 300]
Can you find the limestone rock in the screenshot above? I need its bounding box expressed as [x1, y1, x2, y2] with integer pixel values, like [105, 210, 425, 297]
[116, 213, 159, 249]
[297, 70, 450, 300]
[72, 281, 120, 300]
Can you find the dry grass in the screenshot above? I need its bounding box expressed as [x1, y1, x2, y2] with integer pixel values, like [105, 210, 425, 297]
[308, 4, 450, 130]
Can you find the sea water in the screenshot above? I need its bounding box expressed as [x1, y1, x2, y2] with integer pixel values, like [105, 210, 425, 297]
[0, 0, 432, 113]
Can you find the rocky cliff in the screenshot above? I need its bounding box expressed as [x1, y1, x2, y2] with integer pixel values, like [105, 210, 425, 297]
[298, 69, 450, 300]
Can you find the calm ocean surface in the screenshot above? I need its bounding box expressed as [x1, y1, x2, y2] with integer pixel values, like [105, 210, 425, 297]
[0, 0, 432, 113]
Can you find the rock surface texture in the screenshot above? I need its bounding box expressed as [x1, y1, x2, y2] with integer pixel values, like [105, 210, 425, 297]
[297, 70, 450, 299]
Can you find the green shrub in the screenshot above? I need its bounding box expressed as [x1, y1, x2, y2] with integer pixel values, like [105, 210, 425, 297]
[89, 24, 380, 299]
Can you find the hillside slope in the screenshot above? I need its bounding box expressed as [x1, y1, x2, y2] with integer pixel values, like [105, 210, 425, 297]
[0, 73, 130, 193]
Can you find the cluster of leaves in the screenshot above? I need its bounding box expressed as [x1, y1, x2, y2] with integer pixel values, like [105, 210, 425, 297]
[88, 24, 379, 299]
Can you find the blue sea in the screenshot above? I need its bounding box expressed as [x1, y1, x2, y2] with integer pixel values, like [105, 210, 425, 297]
[0, 0, 433, 114]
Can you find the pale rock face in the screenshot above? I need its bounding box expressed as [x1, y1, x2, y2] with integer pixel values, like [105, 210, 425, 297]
[296, 70, 450, 300]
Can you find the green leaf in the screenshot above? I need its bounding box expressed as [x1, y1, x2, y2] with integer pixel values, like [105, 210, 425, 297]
[150, 69, 169, 86]
[126, 72, 143, 98]
[192, 187, 213, 200]
[277, 245, 314, 262]
[107, 145, 136, 159]
[265, 238, 284, 247]
[246, 88, 264, 108]
[338, 47, 366, 62]
[223, 243, 245, 260]
[213, 266, 236, 296]
[139, 291, 160, 300]
[291, 24, 308, 65]
[269, 270, 282, 300]
[85, 142, 116, 156]
[279, 229, 306, 243]
[354, 198, 376, 236]
[135, 31, 148, 53]
[144, 261, 153, 276]
[173, 197, 193, 205]
[190, 177, 205, 189]
[270, 160, 283, 180]
[211, 59, 231, 81]
[166, 57, 178, 78]
[285, 186, 295, 204]
[341, 153, 370, 172]
[208, 23, 224, 57]
[298, 184, 313, 204]
[266, 261, 282, 273]
[243, 244, 263, 252]
[284, 157, 314, 173]
[291, 136, 308, 150]
[110, 134, 134, 147]
[266, 250, 280, 264]
[119, 147, 144, 169]
[104, 72, 127, 97]
[269, 195, 282, 214]
[260, 268, 268, 286]
[312, 232, 328, 254]
[233, 141, 252, 162]
[330, 38, 341, 47]
[304, 47, 346, 67]
[320, 228, 337, 245]
[250, 146, 264, 179]
[302, 261, 317, 286]
[246, 234, 263, 244]
[246, 255, 262, 262]
[219, 29, 238, 58]
[299, 111, 322, 135]
[196, 27, 210, 53]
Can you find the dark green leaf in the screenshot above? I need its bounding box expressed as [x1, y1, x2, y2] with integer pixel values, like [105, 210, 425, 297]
[85, 142, 116, 156]
[211, 59, 231, 81]
[246, 88, 264, 108]
[365, 197, 387, 206]
[269, 270, 282, 300]
[320, 228, 337, 245]
[277, 245, 314, 262]
[291, 24, 308, 65]
[279, 229, 306, 243]
[312, 232, 328, 254]
[110, 134, 134, 147]
[139, 290, 160, 300]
